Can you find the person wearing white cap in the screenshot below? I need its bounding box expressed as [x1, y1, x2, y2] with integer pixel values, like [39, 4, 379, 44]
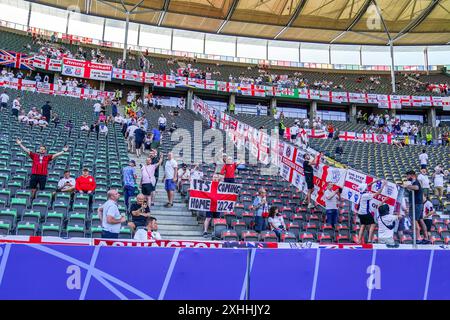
[356, 179, 387, 244]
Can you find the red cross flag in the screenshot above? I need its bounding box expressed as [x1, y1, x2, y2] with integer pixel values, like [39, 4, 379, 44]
[189, 180, 241, 212]
[338, 131, 357, 141]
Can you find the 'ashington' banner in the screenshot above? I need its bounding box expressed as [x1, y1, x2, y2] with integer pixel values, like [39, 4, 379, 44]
[188, 179, 241, 212]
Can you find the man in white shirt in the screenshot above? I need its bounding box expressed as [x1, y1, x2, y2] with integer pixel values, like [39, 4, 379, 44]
[357, 180, 387, 244]
[417, 168, 430, 196]
[433, 171, 445, 199]
[114, 114, 124, 124]
[12, 96, 21, 117]
[56, 170, 76, 196]
[163, 152, 178, 208]
[126, 122, 139, 152]
[324, 182, 340, 228]
[177, 164, 191, 192]
[419, 150, 428, 169]
[133, 217, 162, 241]
[98, 189, 126, 239]
[377, 204, 399, 247]
[99, 123, 108, 136]
[0, 90, 9, 111]
[423, 196, 435, 235]
[190, 164, 204, 183]
[80, 122, 90, 131]
[158, 114, 167, 132]
[93, 102, 102, 118]
[290, 123, 299, 142]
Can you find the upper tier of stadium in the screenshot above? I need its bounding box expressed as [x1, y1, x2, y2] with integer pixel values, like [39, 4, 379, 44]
[28, 0, 450, 45]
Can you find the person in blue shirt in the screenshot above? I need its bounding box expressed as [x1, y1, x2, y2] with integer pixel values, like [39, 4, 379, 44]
[253, 188, 269, 232]
[150, 128, 161, 149]
[123, 160, 137, 212]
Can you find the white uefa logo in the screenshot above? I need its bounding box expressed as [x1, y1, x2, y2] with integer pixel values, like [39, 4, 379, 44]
[366, 3, 382, 31]
[67, 5, 81, 14]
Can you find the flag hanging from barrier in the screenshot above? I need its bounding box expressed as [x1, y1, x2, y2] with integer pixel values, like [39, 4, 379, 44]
[189, 180, 241, 212]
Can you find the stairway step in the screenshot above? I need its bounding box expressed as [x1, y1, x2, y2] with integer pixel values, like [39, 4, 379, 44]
[163, 235, 208, 241]
[158, 225, 202, 231]
[152, 214, 197, 221]
[158, 219, 199, 226]
[160, 230, 204, 236]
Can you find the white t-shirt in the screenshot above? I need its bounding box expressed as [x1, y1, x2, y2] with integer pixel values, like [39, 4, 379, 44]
[0, 93, 9, 103]
[12, 99, 20, 110]
[101, 199, 122, 234]
[290, 126, 299, 135]
[178, 168, 190, 180]
[158, 117, 167, 126]
[378, 214, 398, 239]
[190, 169, 204, 182]
[417, 174, 430, 189]
[127, 125, 138, 137]
[164, 159, 178, 180]
[81, 125, 90, 131]
[434, 174, 444, 187]
[324, 190, 338, 210]
[419, 153, 428, 165]
[93, 103, 102, 112]
[268, 215, 285, 229]
[57, 177, 76, 191]
[358, 192, 374, 216]
[99, 125, 108, 134]
[134, 229, 162, 241]
[423, 201, 434, 220]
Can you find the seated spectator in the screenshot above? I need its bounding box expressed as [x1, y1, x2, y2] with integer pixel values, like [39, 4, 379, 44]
[128, 194, 151, 232]
[168, 122, 178, 134]
[177, 164, 191, 191]
[51, 113, 60, 127]
[18, 110, 28, 123]
[64, 120, 73, 131]
[56, 170, 76, 197]
[75, 168, 96, 194]
[99, 123, 108, 136]
[38, 116, 48, 129]
[80, 122, 90, 131]
[133, 217, 162, 241]
[267, 206, 286, 240]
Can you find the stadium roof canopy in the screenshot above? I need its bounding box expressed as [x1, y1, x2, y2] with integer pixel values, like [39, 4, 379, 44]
[31, 0, 450, 45]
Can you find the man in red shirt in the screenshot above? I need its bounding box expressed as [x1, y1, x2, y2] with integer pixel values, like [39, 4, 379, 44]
[220, 156, 240, 184]
[16, 138, 68, 199]
[75, 168, 97, 194]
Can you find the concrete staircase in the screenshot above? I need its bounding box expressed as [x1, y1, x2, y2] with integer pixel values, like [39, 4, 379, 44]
[128, 152, 204, 241]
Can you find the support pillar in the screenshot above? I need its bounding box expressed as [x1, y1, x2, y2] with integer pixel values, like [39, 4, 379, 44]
[428, 108, 436, 127]
[142, 84, 149, 98]
[123, 12, 130, 61]
[390, 42, 396, 93]
[229, 93, 236, 113]
[269, 98, 277, 116]
[187, 89, 194, 110]
[350, 104, 357, 123]
[310, 101, 317, 120]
